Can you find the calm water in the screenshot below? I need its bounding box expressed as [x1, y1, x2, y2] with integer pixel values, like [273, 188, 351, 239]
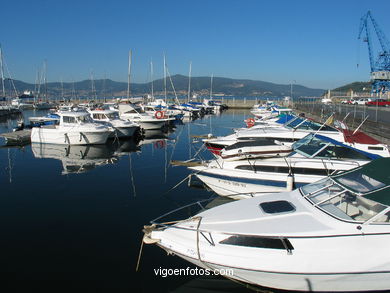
[0, 110, 256, 292]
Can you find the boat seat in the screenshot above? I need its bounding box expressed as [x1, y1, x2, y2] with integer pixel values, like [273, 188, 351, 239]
[320, 203, 354, 221]
[334, 201, 360, 218]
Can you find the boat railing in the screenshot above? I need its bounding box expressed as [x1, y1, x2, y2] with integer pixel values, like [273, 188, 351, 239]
[150, 192, 259, 230]
[150, 198, 215, 228]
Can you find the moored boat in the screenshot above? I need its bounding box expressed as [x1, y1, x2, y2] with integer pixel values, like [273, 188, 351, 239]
[89, 108, 140, 138]
[190, 133, 381, 198]
[30, 112, 113, 145]
[144, 157, 390, 292]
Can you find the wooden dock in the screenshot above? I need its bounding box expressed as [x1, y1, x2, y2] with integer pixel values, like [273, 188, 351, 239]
[0, 129, 31, 146]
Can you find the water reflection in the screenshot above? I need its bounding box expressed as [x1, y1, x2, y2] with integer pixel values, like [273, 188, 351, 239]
[31, 139, 140, 174]
[170, 276, 253, 293]
[139, 129, 170, 148]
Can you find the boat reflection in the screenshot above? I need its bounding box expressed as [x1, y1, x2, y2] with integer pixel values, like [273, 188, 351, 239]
[170, 276, 254, 293]
[139, 129, 170, 148]
[31, 139, 140, 174]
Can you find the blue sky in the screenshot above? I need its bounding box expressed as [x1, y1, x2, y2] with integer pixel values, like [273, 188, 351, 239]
[1, 0, 390, 89]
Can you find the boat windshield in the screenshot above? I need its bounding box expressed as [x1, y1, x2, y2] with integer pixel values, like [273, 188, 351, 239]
[301, 175, 389, 223]
[106, 112, 119, 120]
[291, 134, 373, 160]
[285, 118, 337, 132]
[77, 115, 94, 124]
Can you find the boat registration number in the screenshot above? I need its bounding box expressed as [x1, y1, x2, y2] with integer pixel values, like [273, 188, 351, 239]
[217, 179, 246, 188]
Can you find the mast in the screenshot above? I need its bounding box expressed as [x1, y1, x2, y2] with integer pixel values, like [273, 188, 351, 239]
[34, 70, 39, 102]
[187, 61, 192, 102]
[43, 60, 47, 101]
[150, 58, 154, 99]
[210, 73, 213, 99]
[127, 49, 132, 99]
[103, 72, 106, 102]
[61, 78, 64, 100]
[90, 70, 96, 100]
[163, 53, 167, 103]
[0, 45, 5, 98]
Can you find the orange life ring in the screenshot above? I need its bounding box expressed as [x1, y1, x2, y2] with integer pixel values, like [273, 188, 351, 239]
[245, 117, 255, 128]
[155, 111, 164, 119]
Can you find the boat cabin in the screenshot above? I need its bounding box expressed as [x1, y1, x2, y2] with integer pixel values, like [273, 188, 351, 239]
[60, 112, 94, 125]
[90, 110, 119, 121]
[291, 134, 380, 160]
[301, 157, 390, 224]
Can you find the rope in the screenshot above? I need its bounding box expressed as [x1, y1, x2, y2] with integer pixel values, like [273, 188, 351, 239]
[135, 236, 144, 272]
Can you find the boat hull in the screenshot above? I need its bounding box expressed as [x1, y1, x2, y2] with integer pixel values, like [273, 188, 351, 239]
[138, 120, 166, 130]
[115, 126, 138, 137]
[31, 127, 111, 145]
[177, 252, 390, 292]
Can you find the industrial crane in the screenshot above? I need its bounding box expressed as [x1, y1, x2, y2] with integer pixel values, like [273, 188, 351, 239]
[358, 11, 390, 94]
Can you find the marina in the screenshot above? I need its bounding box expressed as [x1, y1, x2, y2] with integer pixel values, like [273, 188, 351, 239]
[2, 2, 390, 292]
[0, 102, 389, 292]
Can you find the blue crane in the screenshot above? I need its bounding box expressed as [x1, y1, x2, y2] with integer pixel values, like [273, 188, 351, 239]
[358, 11, 390, 93]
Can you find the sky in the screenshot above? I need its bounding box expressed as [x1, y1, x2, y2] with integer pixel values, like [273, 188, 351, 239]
[1, 0, 390, 89]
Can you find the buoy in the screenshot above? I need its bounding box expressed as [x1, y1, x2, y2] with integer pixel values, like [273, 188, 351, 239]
[245, 117, 255, 128]
[286, 174, 294, 191]
[155, 111, 164, 119]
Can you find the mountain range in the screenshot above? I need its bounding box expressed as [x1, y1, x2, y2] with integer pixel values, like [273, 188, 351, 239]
[2, 75, 326, 98]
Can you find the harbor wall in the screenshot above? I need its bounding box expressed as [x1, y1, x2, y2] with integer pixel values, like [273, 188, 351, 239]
[292, 101, 390, 145]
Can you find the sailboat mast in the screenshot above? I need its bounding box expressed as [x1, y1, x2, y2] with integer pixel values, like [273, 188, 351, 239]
[0, 45, 5, 98]
[61, 78, 64, 100]
[127, 49, 132, 99]
[43, 60, 47, 101]
[150, 59, 154, 99]
[210, 73, 213, 99]
[163, 53, 167, 102]
[187, 61, 192, 103]
[90, 70, 96, 100]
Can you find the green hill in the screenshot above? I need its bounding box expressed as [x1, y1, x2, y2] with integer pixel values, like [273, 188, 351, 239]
[332, 81, 371, 92]
[1, 75, 326, 98]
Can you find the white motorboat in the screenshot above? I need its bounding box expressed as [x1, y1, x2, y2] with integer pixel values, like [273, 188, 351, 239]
[11, 98, 33, 109]
[204, 116, 390, 158]
[144, 157, 390, 292]
[251, 105, 292, 119]
[118, 103, 169, 130]
[89, 108, 140, 138]
[30, 112, 113, 145]
[190, 134, 381, 198]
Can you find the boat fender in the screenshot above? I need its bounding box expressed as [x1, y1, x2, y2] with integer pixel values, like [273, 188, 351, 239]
[155, 111, 164, 119]
[286, 174, 294, 191]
